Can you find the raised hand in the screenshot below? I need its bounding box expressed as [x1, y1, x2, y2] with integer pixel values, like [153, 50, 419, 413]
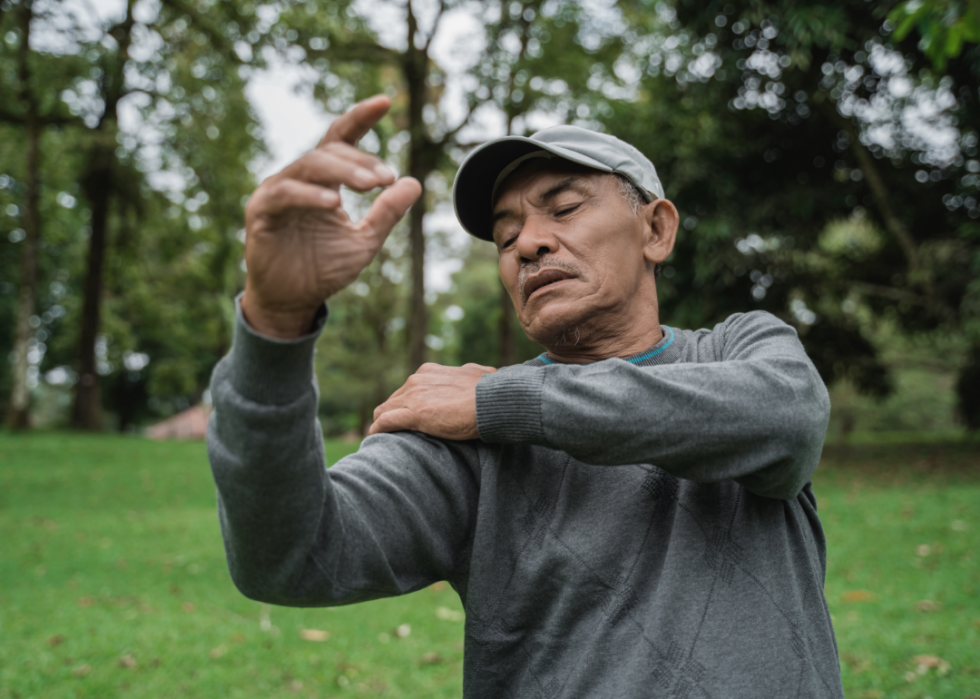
[369, 363, 498, 440]
[242, 95, 422, 338]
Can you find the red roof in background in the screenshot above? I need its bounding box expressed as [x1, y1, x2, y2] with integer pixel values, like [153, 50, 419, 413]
[145, 404, 211, 441]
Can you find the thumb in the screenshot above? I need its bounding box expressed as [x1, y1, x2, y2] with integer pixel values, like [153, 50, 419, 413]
[359, 177, 423, 244]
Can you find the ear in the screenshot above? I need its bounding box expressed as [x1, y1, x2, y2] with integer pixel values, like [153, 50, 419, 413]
[641, 198, 679, 266]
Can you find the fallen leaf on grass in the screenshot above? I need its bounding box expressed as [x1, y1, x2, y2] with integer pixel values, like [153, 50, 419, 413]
[47, 634, 65, 647]
[915, 544, 931, 557]
[77, 596, 96, 608]
[841, 590, 877, 603]
[420, 652, 443, 665]
[229, 633, 246, 643]
[435, 607, 464, 622]
[181, 601, 196, 613]
[73, 664, 91, 678]
[299, 629, 330, 642]
[913, 599, 941, 612]
[288, 679, 303, 692]
[118, 655, 137, 669]
[841, 652, 870, 673]
[912, 654, 951, 675]
[209, 645, 227, 659]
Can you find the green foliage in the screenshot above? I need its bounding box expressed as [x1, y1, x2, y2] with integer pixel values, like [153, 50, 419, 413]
[0, 0, 269, 428]
[890, 0, 980, 71]
[592, 0, 980, 405]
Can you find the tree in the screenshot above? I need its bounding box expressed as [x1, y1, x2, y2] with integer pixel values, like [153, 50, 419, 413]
[278, 0, 631, 373]
[55, 0, 268, 429]
[589, 0, 979, 410]
[0, 0, 82, 428]
[0, 0, 269, 430]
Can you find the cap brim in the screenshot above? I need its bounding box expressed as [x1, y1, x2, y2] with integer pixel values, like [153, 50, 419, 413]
[453, 137, 612, 241]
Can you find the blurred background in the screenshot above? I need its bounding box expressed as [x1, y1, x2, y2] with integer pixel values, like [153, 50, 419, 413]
[0, 1, 978, 698]
[1, 0, 978, 439]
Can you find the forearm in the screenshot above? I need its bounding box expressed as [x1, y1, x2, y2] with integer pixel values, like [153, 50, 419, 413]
[476, 316, 830, 499]
[207, 298, 337, 605]
[207, 298, 481, 605]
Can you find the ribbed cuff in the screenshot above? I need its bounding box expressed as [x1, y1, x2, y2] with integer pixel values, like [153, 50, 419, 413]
[227, 294, 328, 405]
[476, 365, 546, 444]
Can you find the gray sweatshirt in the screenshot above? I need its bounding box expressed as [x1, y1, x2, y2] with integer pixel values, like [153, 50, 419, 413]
[207, 300, 844, 699]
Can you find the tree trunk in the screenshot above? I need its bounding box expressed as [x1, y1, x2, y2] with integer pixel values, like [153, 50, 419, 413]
[7, 1, 40, 429]
[404, 1, 429, 374]
[71, 146, 111, 430]
[70, 0, 135, 430]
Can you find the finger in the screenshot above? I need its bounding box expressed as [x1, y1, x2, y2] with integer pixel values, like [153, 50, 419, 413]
[282, 149, 395, 192]
[358, 177, 423, 244]
[369, 407, 417, 435]
[462, 363, 498, 373]
[251, 179, 341, 217]
[319, 94, 391, 147]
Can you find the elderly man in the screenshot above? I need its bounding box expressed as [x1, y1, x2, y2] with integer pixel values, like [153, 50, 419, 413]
[207, 94, 843, 698]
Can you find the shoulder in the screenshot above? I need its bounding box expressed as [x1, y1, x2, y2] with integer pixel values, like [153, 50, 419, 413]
[673, 311, 799, 363]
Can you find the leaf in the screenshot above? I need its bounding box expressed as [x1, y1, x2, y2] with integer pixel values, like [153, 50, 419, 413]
[181, 601, 196, 613]
[47, 634, 66, 647]
[77, 596, 96, 608]
[72, 664, 91, 677]
[435, 606, 464, 622]
[299, 628, 330, 642]
[841, 589, 877, 602]
[118, 654, 137, 669]
[209, 645, 227, 659]
[420, 651, 443, 665]
[912, 654, 951, 675]
[913, 599, 941, 612]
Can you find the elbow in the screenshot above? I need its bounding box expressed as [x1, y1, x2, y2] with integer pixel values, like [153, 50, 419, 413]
[227, 565, 293, 606]
[774, 374, 831, 499]
[745, 374, 830, 501]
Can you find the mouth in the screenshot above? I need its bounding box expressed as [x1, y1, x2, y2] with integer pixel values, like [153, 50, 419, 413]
[522, 268, 575, 304]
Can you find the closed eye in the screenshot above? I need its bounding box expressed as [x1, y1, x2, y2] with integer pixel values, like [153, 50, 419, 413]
[556, 204, 581, 217]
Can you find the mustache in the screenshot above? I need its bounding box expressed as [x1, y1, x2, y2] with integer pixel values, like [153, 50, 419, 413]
[518, 256, 580, 304]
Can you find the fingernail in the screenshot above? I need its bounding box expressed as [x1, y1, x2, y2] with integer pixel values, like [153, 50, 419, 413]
[375, 164, 395, 180]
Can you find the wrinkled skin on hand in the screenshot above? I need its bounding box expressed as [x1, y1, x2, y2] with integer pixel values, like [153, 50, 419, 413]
[242, 95, 422, 338]
[370, 363, 498, 440]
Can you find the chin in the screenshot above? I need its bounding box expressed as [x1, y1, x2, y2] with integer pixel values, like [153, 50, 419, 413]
[521, 302, 593, 347]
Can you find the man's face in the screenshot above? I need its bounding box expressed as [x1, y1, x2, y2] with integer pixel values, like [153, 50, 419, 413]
[491, 162, 655, 346]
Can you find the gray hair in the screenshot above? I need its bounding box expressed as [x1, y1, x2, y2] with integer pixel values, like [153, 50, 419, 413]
[614, 174, 663, 281]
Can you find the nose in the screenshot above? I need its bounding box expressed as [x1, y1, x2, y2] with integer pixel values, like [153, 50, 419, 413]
[515, 214, 559, 262]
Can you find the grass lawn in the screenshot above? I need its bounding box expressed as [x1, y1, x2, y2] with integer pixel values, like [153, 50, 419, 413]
[0, 433, 978, 698]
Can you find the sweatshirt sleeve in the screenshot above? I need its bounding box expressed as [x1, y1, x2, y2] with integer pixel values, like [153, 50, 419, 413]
[206, 297, 482, 607]
[475, 312, 829, 500]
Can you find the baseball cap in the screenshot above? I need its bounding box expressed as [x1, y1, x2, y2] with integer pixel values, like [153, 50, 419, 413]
[452, 125, 665, 241]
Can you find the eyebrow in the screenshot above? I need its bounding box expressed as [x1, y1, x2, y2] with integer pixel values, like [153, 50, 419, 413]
[490, 176, 590, 235]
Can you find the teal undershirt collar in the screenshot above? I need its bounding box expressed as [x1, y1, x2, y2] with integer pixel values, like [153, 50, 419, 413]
[537, 327, 675, 365]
